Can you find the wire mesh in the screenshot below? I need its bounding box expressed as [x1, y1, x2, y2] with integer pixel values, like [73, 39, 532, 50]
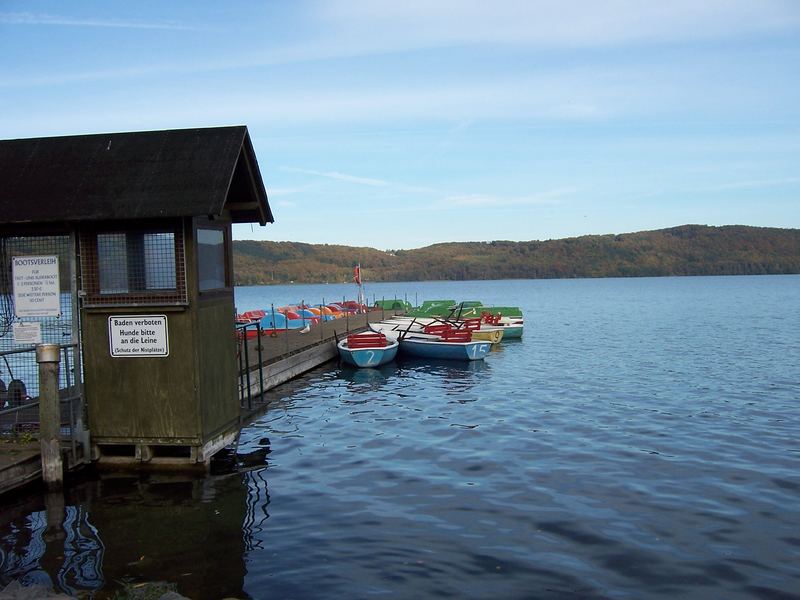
[80, 227, 187, 306]
[0, 235, 78, 402]
[0, 234, 83, 445]
[0, 344, 82, 438]
[0, 235, 74, 348]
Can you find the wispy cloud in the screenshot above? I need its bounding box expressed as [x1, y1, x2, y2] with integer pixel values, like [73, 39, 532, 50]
[0, 12, 196, 30]
[5, 2, 799, 90]
[440, 187, 579, 208]
[266, 186, 314, 209]
[0, 68, 618, 124]
[317, 0, 800, 50]
[273, 200, 298, 209]
[280, 167, 389, 187]
[692, 177, 800, 192]
[268, 186, 312, 197]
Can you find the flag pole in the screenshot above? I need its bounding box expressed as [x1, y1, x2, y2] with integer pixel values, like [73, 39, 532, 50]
[354, 262, 366, 313]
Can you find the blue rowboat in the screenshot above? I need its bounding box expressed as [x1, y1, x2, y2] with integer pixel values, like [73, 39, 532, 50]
[398, 333, 492, 361]
[337, 332, 399, 368]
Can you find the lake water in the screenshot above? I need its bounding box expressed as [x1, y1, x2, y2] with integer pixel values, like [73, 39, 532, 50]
[1, 276, 799, 599]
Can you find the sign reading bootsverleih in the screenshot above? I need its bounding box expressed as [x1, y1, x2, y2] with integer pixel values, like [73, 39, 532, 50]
[108, 315, 169, 357]
[12, 255, 61, 318]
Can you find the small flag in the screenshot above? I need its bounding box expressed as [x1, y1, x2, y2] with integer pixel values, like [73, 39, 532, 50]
[353, 264, 362, 285]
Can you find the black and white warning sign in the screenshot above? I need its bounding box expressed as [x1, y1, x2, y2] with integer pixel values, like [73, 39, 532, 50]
[13, 322, 42, 345]
[12, 256, 61, 318]
[108, 315, 169, 357]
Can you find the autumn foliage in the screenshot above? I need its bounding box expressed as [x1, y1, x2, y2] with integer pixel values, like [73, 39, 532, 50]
[233, 225, 800, 285]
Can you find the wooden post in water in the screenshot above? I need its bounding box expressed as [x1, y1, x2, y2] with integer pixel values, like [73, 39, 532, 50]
[37, 343, 63, 490]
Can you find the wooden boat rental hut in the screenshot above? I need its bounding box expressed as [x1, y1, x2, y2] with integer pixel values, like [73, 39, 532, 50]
[0, 126, 273, 467]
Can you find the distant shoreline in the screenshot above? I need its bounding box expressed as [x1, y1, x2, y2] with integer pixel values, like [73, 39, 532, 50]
[234, 271, 800, 287]
[233, 224, 800, 286]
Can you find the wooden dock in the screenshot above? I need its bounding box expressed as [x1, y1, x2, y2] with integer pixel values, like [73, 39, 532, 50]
[0, 443, 41, 493]
[238, 308, 401, 419]
[0, 441, 86, 496]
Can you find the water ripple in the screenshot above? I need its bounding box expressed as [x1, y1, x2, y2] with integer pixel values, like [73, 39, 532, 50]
[235, 277, 800, 600]
[2, 276, 798, 600]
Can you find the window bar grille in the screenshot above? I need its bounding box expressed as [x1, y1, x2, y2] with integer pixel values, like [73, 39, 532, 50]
[80, 227, 187, 307]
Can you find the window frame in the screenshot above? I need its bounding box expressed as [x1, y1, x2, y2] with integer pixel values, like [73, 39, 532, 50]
[194, 221, 232, 296]
[79, 222, 188, 307]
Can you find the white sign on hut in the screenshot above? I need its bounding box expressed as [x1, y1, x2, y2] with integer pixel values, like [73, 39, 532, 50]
[12, 255, 61, 318]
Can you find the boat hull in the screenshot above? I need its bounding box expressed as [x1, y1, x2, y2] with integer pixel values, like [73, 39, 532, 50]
[496, 324, 523, 339]
[399, 337, 492, 361]
[337, 339, 399, 368]
[470, 329, 504, 343]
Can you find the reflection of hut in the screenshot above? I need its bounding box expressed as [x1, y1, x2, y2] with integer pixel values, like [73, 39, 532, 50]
[0, 126, 273, 466]
[86, 473, 250, 598]
[0, 472, 252, 598]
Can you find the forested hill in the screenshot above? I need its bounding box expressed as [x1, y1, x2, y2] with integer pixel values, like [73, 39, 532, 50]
[232, 225, 800, 285]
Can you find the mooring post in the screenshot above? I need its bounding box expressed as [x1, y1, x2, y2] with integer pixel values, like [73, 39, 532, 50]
[36, 343, 63, 490]
[43, 490, 65, 544]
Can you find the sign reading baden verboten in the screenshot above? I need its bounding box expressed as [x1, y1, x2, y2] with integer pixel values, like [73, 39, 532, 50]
[12, 255, 61, 318]
[108, 315, 169, 357]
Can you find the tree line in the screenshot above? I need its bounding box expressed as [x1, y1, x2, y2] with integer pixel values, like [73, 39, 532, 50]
[232, 225, 800, 285]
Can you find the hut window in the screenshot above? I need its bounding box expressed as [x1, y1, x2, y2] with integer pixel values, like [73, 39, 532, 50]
[98, 232, 177, 293]
[197, 228, 228, 291]
[80, 228, 187, 306]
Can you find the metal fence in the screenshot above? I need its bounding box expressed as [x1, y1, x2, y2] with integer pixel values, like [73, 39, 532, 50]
[236, 321, 265, 411]
[1, 233, 85, 462]
[0, 343, 86, 464]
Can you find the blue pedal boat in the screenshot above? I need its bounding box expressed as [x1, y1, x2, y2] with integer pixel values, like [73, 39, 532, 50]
[398, 329, 492, 361]
[337, 332, 399, 368]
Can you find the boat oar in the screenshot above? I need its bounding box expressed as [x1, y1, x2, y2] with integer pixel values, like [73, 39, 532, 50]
[399, 317, 418, 341]
[455, 302, 464, 320]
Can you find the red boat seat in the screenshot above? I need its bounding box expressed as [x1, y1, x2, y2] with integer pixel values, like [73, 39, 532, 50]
[461, 318, 482, 330]
[481, 312, 502, 325]
[423, 323, 452, 335]
[440, 329, 472, 342]
[346, 333, 388, 348]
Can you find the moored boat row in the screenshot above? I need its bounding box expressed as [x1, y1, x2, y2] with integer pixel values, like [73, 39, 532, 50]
[237, 300, 370, 336]
[406, 300, 525, 339]
[341, 299, 524, 367]
[239, 295, 523, 368]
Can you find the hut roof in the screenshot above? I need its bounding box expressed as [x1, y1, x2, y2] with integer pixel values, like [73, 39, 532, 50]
[0, 125, 273, 225]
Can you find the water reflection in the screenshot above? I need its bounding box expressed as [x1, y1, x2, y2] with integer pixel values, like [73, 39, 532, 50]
[398, 357, 489, 397]
[399, 356, 489, 377]
[338, 363, 400, 388]
[242, 470, 270, 553]
[0, 493, 104, 595]
[335, 358, 490, 404]
[59, 504, 105, 595]
[0, 469, 255, 599]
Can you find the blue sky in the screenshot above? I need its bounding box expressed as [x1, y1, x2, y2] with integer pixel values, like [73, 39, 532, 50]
[2, 1, 799, 249]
